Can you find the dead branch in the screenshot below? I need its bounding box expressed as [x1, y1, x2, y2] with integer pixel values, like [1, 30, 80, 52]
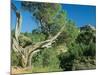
[12, 3, 65, 67]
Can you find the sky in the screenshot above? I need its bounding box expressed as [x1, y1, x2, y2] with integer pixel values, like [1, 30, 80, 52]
[62, 4, 96, 27]
[11, 1, 96, 32]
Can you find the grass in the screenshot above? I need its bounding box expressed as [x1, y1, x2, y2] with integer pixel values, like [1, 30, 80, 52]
[11, 66, 62, 74]
[11, 67, 32, 74]
[32, 66, 62, 73]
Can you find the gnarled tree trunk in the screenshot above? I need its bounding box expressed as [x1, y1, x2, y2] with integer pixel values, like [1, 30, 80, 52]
[12, 5, 65, 68]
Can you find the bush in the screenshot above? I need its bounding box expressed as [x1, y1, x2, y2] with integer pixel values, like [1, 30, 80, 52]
[31, 47, 62, 72]
[11, 50, 22, 66]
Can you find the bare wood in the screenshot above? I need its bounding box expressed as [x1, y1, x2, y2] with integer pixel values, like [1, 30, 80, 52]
[12, 3, 65, 67]
[15, 11, 22, 41]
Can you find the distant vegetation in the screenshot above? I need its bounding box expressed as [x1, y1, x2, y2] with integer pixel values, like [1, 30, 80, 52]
[11, 1, 96, 74]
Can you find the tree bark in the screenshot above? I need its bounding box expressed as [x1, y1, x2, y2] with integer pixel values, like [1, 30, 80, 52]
[12, 4, 65, 68]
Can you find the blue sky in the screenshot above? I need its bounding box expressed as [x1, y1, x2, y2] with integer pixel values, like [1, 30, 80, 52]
[62, 4, 96, 27]
[11, 1, 96, 32]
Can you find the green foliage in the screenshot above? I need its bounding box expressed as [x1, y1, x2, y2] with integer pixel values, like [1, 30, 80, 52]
[32, 47, 61, 71]
[31, 33, 45, 43]
[11, 1, 96, 73]
[32, 66, 62, 73]
[72, 56, 96, 70]
[65, 20, 79, 45]
[58, 52, 74, 71]
[76, 31, 95, 45]
[11, 50, 22, 66]
[22, 32, 46, 43]
[83, 43, 96, 56]
[11, 29, 15, 37]
[75, 25, 96, 56]
[59, 25, 96, 71]
[56, 20, 79, 45]
[21, 2, 61, 23]
[19, 33, 32, 47]
[21, 2, 68, 39]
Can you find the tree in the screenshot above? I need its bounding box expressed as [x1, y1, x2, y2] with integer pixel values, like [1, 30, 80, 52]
[59, 25, 96, 71]
[76, 25, 96, 56]
[11, 2, 66, 68]
[32, 47, 61, 71]
[76, 25, 96, 45]
[56, 20, 79, 45]
[21, 2, 67, 39]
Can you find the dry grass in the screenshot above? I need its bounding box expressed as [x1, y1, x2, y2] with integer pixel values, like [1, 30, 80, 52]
[11, 66, 32, 75]
[11, 66, 62, 74]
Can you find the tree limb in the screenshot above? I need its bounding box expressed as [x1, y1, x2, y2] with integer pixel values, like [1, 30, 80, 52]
[12, 2, 65, 67]
[25, 25, 65, 55]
